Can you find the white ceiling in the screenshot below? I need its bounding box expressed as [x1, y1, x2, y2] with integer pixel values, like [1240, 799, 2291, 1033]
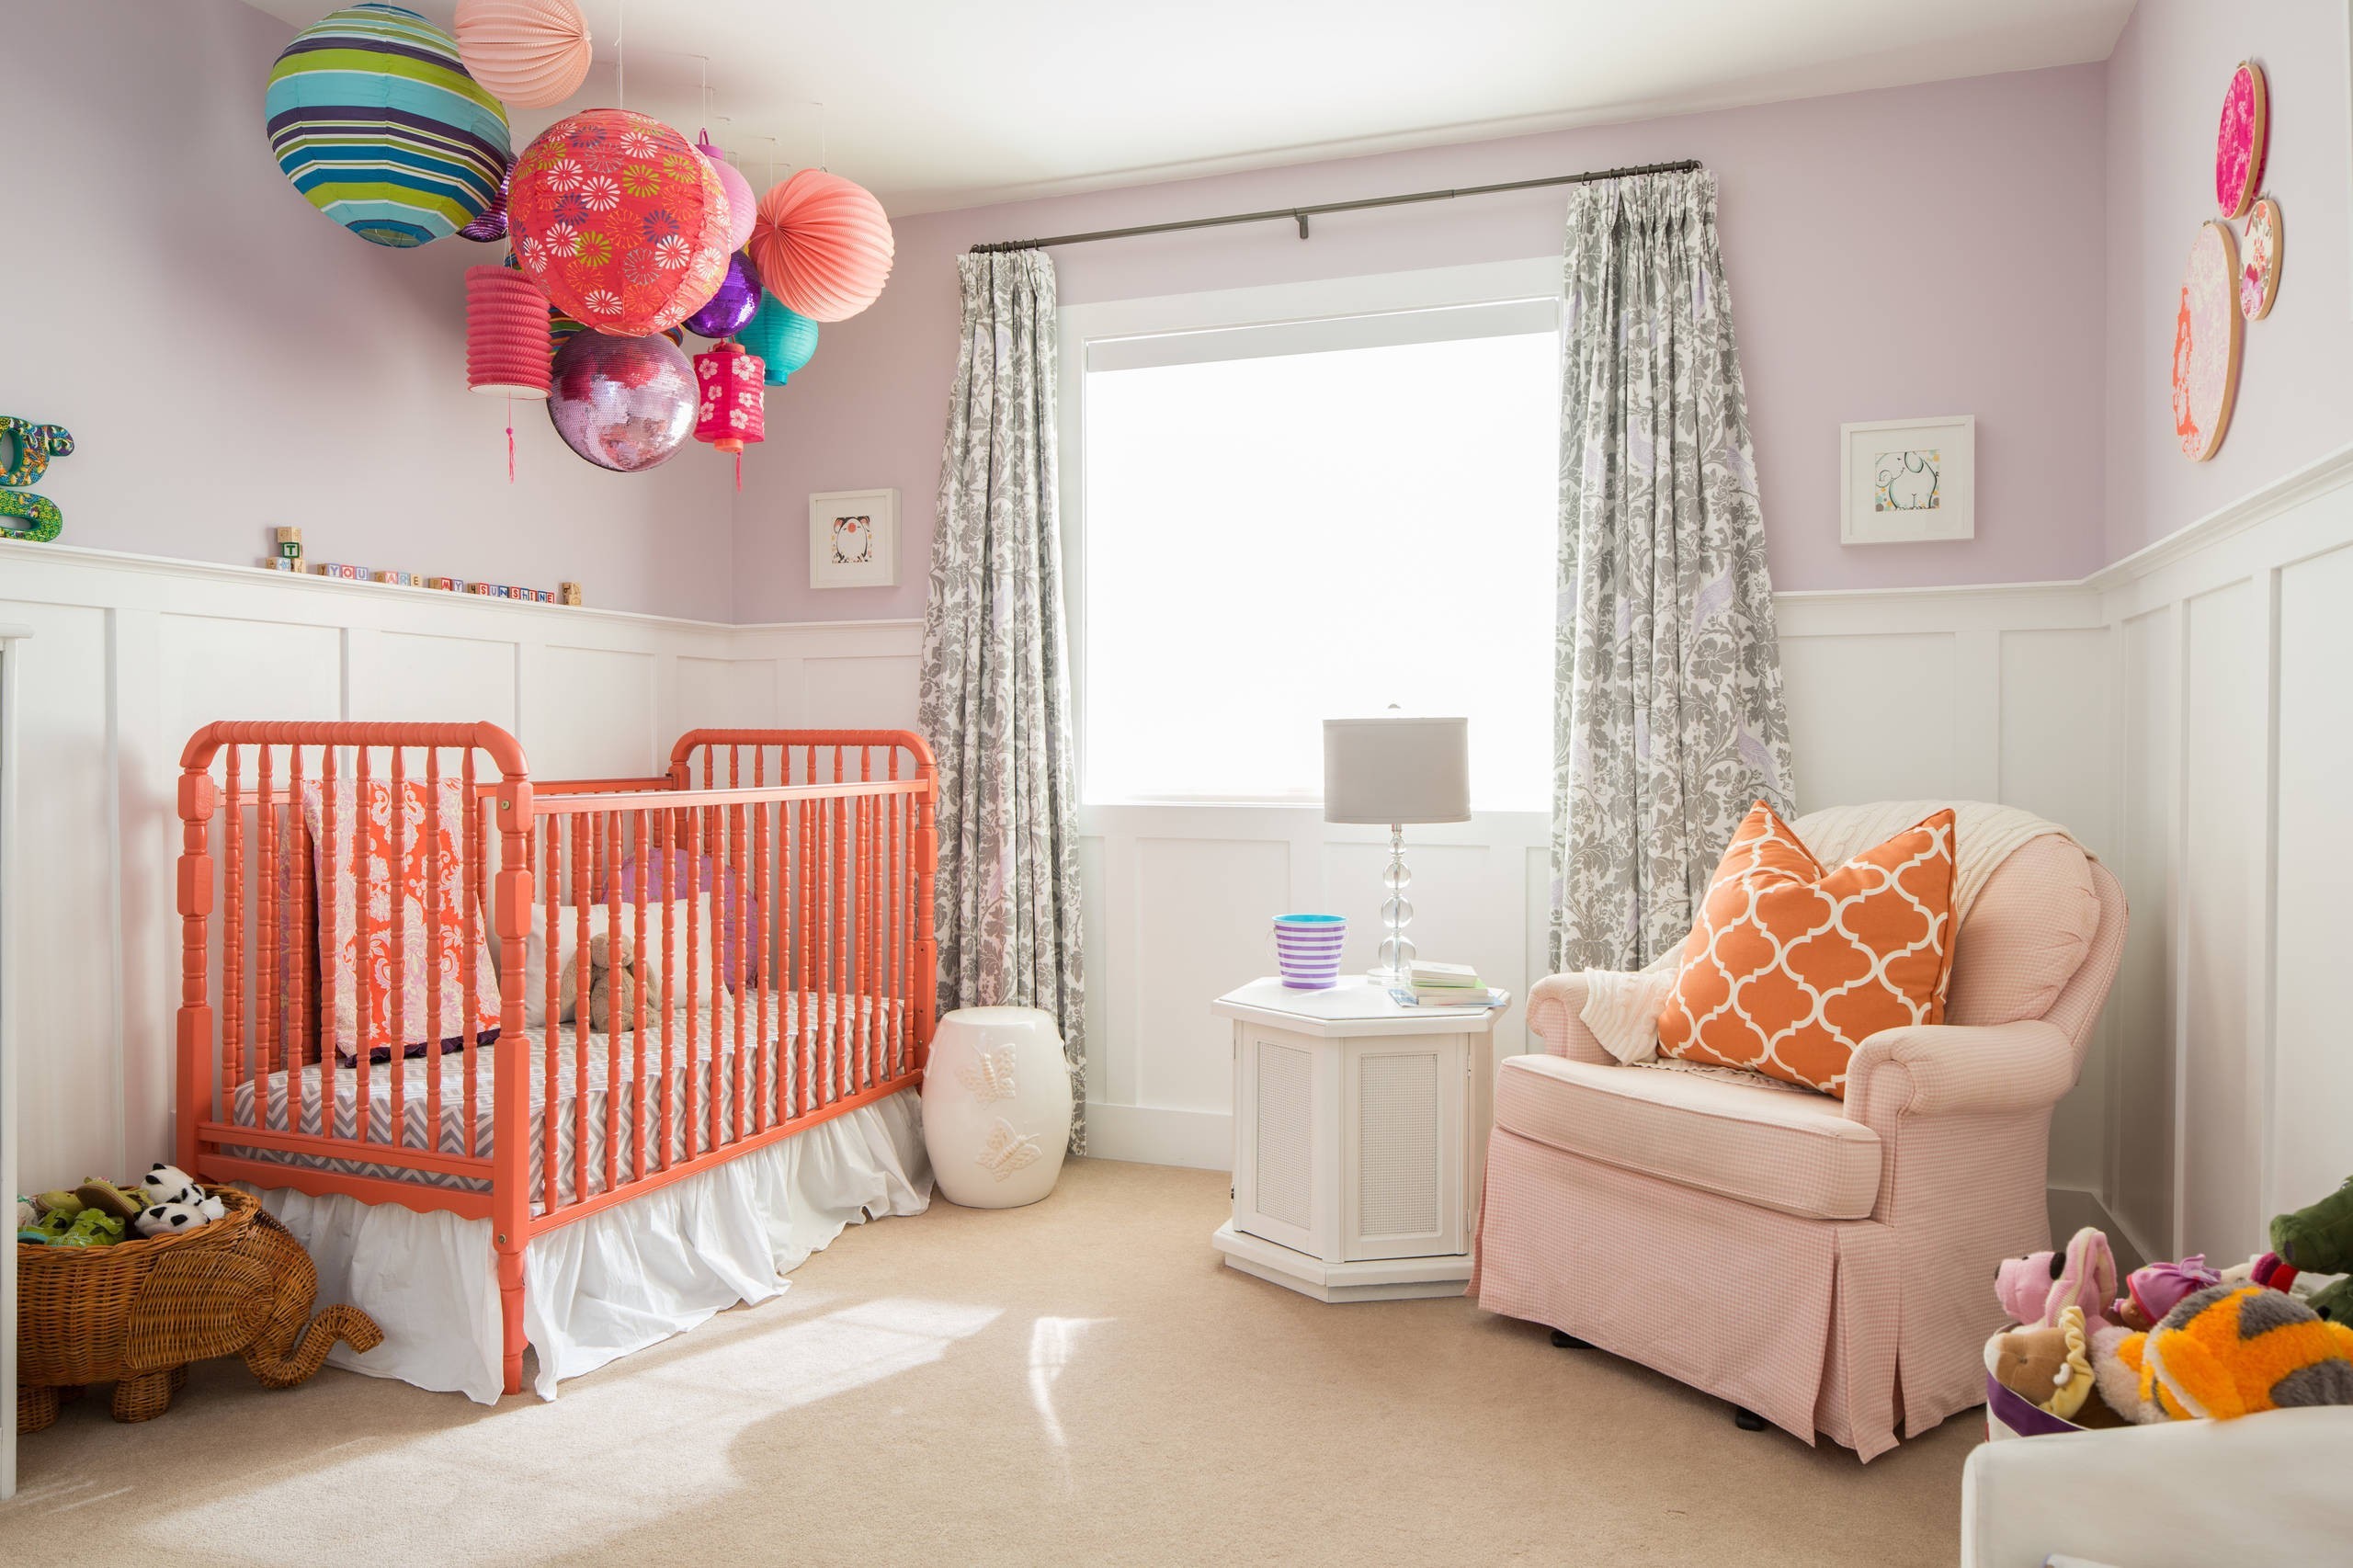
[246, 0, 2133, 215]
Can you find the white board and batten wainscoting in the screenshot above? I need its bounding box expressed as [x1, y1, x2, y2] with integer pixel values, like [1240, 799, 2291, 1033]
[0, 541, 917, 1200]
[6, 439, 2352, 1293]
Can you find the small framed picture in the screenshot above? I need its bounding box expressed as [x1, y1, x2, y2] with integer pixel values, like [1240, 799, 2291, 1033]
[1840, 415, 1974, 544]
[809, 488, 899, 588]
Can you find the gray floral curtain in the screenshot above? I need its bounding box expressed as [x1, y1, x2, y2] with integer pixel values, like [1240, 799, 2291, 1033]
[917, 250, 1087, 1153]
[1551, 169, 1795, 975]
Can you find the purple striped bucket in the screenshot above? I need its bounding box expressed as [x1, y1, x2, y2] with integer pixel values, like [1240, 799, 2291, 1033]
[1273, 913, 1347, 989]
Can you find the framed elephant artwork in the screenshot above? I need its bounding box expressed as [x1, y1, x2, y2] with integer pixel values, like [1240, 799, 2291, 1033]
[1840, 415, 1974, 544]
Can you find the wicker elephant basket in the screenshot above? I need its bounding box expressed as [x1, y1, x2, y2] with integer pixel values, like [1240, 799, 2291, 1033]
[16, 1186, 381, 1433]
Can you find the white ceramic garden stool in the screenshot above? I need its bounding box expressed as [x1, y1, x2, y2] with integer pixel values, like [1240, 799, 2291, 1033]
[921, 1006, 1073, 1208]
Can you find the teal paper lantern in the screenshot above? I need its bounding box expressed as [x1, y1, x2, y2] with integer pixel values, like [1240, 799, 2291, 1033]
[738, 291, 819, 386]
[265, 4, 511, 248]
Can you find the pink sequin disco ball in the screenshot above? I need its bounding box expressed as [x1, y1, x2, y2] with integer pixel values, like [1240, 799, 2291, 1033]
[546, 330, 695, 472]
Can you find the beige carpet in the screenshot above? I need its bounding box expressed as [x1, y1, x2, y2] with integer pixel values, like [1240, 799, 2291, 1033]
[3, 1159, 1976, 1566]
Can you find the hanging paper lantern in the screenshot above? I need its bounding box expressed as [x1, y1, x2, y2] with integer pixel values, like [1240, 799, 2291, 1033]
[460, 163, 512, 243]
[737, 291, 819, 386]
[694, 341, 767, 459]
[501, 250, 678, 357]
[509, 108, 733, 339]
[452, 0, 593, 108]
[748, 168, 895, 323]
[547, 331, 697, 472]
[698, 133, 757, 253]
[265, 4, 511, 248]
[465, 266, 551, 395]
[682, 253, 761, 339]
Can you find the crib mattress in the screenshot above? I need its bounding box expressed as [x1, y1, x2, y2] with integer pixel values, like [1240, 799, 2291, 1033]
[221, 992, 906, 1212]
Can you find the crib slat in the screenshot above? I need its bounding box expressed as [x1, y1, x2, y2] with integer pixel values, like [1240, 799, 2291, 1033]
[392, 746, 411, 1150]
[892, 750, 906, 1080]
[461, 749, 480, 1160]
[426, 749, 444, 1153]
[833, 749, 847, 1104]
[603, 807, 621, 1198]
[542, 815, 561, 1214]
[731, 799, 748, 1148]
[752, 753, 769, 1132]
[321, 744, 339, 1143]
[287, 742, 309, 1129]
[631, 807, 648, 1183]
[658, 808, 676, 1170]
[685, 807, 703, 1160]
[257, 744, 278, 1124]
[573, 812, 591, 1210]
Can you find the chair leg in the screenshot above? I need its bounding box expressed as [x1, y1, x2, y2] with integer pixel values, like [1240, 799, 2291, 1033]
[1733, 1406, 1768, 1431]
[1549, 1329, 1591, 1349]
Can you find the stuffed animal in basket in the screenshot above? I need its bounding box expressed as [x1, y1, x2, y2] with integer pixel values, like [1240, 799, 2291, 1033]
[1997, 1226, 2119, 1331]
[559, 931, 665, 1033]
[2106, 1283, 2353, 1422]
[2268, 1175, 2353, 1326]
[1991, 1304, 2097, 1420]
[2112, 1254, 2223, 1333]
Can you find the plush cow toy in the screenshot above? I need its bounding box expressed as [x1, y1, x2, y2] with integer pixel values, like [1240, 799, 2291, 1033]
[131, 1163, 226, 1238]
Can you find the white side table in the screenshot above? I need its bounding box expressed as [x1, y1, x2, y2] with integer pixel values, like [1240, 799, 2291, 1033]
[1211, 975, 1509, 1302]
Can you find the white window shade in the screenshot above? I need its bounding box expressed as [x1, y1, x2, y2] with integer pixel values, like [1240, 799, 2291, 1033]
[1076, 311, 1558, 811]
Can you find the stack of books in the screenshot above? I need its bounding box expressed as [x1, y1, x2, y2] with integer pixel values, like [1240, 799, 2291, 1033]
[1390, 960, 1505, 1010]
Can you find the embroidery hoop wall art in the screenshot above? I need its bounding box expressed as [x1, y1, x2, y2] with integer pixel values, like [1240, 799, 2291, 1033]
[1838, 415, 1974, 544]
[809, 487, 899, 588]
[2173, 221, 2242, 461]
[2214, 60, 2268, 220]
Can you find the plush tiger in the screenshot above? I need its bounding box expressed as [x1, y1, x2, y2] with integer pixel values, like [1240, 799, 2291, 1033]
[2115, 1283, 2353, 1420]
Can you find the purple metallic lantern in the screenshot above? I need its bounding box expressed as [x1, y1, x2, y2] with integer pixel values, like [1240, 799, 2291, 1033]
[460, 163, 511, 243]
[682, 251, 760, 339]
[547, 331, 696, 472]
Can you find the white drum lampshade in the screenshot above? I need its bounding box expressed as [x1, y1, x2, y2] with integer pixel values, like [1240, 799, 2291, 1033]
[921, 1006, 1073, 1208]
[1323, 713, 1471, 983]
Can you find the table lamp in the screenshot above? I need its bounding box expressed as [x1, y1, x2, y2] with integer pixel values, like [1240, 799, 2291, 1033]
[1323, 711, 1471, 985]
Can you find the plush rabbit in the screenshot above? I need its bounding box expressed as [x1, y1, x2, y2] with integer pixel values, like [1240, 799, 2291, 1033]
[1997, 1225, 2119, 1332]
[559, 932, 665, 1033]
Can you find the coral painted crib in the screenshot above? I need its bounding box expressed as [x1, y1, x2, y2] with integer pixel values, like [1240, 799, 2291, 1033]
[173, 722, 938, 1399]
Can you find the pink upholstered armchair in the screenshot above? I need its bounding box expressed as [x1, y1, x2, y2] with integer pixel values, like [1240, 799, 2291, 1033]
[1470, 822, 2127, 1460]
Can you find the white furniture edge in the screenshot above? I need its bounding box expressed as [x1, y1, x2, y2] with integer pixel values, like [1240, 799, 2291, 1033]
[0, 621, 27, 1503]
[1211, 1221, 1473, 1302]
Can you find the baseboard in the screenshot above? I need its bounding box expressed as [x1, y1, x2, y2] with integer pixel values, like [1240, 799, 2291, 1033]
[2047, 1184, 2147, 1274]
[1085, 1102, 1231, 1170]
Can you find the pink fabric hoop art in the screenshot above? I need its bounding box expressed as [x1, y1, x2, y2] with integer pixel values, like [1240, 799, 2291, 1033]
[2214, 61, 2268, 220]
[2241, 197, 2282, 320]
[2171, 221, 2242, 462]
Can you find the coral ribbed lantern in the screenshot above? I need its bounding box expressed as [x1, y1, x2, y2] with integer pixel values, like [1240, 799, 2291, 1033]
[453, 0, 593, 109]
[466, 265, 551, 396]
[509, 109, 733, 338]
[737, 290, 819, 386]
[748, 168, 895, 323]
[698, 133, 757, 253]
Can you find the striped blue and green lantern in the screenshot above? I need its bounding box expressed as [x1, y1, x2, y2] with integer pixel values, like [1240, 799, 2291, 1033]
[738, 291, 819, 386]
[265, 4, 511, 248]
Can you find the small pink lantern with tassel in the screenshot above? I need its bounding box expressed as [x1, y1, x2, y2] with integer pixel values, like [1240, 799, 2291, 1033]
[467, 264, 552, 480]
[693, 340, 766, 488]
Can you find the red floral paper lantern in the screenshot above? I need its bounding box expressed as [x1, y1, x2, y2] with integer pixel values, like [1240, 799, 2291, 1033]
[465, 264, 551, 395]
[508, 108, 733, 338]
[748, 168, 895, 323]
[693, 340, 765, 485]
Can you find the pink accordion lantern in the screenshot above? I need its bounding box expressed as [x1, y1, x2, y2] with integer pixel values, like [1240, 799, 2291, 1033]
[466, 265, 552, 396]
[698, 132, 757, 253]
[748, 168, 895, 323]
[453, 0, 594, 109]
[693, 340, 766, 486]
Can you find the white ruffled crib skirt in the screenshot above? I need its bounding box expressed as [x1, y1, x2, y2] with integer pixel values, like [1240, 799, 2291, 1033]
[251, 1088, 930, 1403]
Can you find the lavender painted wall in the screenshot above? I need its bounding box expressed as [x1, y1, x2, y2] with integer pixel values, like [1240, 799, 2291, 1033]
[734, 64, 2109, 624]
[3, 0, 736, 621]
[2104, 0, 2353, 562]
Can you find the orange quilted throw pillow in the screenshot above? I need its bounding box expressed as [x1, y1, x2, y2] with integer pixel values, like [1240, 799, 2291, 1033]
[1656, 802, 1957, 1097]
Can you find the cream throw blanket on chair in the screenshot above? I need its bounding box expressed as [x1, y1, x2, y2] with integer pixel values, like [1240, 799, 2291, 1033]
[1576, 801, 2086, 1065]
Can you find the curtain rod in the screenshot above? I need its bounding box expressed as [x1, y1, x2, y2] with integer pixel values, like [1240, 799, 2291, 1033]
[967, 158, 1700, 254]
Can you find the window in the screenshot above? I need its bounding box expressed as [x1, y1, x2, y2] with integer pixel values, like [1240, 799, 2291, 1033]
[1070, 269, 1559, 811]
